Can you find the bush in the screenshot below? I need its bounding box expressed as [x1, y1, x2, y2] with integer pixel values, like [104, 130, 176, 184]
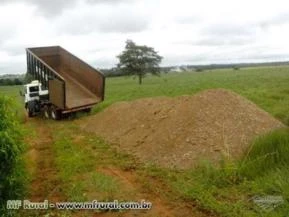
[0, 96, 26, 216]
[195, 68, 203, 72]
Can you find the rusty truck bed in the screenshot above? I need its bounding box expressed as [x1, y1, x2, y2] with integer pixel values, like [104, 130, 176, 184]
[61, 71, 100, 109]
[26, 46, 105, 112]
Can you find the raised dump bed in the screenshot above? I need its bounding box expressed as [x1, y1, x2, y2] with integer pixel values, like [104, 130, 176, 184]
[25, 46, 105, 118]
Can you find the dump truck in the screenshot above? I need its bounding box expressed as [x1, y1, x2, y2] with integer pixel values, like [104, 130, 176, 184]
[23, 46, 105, 120]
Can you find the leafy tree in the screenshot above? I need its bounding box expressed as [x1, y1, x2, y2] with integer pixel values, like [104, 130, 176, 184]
[117, 40, 163, 84]
[24, 73, 34, 84]
[13, 78, 23, 85]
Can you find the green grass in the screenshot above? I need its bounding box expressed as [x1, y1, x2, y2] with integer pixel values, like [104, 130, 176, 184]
[93, 67, 289, 216]
[2, 66, 289, 216]
[239, 129, 289, 179]
[49, 120, 289, 216]
[2, 67, 289, 124]
[166, 129, 289, 217]
[50, 122, 137, 203]
[134, 130, 289, 217]
[0, 85, 24, 122]
[95, 66, 289, 125]
[0, 95, 27, 217]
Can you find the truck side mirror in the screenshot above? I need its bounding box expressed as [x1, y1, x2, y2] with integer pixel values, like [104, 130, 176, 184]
[19, 90, 24, 97]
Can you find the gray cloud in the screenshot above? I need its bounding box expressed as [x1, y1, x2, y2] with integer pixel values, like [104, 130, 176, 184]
[176, 15, 200, 24]
[164, 51, 289, 67]
[59, 17, 148, 35]
[97, 17, 148, 33]
[173, 24, 257, 47]
[87, 0, 134, 3]
[0, 0, 133, 16]
[193, 24, 257, 46]
[259, 12, 289, 29]
[203, 24, 255, 37]
[1, 0, 289, 75]
[195, 36, 254, 47]
[0, 25, 16, 46]
[0, 57, 25, 74]
[57, 6, 149, 35]
[0, 33, 10, 47]
[90, 58, 117, 69]
[0, 0, 77, 16]
[1, 45, 23, 56]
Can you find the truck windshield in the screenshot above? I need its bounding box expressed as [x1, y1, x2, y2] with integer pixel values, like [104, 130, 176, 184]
[29, 86, 39, 92]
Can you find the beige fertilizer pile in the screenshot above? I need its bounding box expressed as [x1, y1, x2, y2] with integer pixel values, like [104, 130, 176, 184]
[80, 89, 284, 169]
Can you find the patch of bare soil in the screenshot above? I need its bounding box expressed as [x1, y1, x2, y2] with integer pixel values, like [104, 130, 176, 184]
[94, 167, 208, 217]
[24, 119, 65, 202]
[80, 89, 285, 169]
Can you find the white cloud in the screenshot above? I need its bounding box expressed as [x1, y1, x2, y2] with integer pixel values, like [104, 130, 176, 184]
[55, 2, 152, 35]
[1, 0, 289, 74]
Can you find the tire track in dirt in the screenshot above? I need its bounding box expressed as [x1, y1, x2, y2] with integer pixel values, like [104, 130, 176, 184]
[22, 118, 214, 217]
[95, 166, 209, 217]
[25, 119, 65, 203]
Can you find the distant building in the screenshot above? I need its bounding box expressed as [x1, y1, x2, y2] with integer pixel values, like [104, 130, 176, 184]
[169, 66, 188, 73]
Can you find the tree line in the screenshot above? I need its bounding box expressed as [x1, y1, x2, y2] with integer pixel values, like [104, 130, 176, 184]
[0, 78, 24, 86]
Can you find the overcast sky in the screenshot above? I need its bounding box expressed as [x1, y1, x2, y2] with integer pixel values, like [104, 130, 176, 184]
[1, 0, 289, 74]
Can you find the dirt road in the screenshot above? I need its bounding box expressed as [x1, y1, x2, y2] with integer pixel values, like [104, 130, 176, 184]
[23, 118, 66, 217]
[23, 118, 213, 217]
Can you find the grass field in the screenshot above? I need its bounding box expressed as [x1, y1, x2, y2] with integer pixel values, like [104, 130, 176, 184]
[97, 66, 289, 125]
[2, 66, 289, 124]
[1, 66, 289, 217]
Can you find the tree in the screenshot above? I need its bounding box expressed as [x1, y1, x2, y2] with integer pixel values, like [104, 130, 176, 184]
[24, 73, 34, 84]
[13, 78, 23, 85]
[117, 40, 163, 84]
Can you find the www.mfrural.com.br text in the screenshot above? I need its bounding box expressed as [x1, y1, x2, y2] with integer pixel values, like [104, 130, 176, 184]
[7, 199, 152, 210]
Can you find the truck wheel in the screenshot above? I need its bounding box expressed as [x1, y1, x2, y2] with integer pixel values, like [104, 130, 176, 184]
[27, 101, 35, 117]
[50, 107, 61, 120]
[83, 108, 92, 113]
[43, 105, 50, 119]
[27, 107, 33, 117]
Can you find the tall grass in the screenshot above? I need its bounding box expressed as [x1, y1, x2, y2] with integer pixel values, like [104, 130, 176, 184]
[0, 96, 26, 216]
[240, 128, 289, 179]
[170, 128, 289, 217]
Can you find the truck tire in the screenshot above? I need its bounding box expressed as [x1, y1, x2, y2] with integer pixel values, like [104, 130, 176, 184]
[50, 107, 61, 120]
[27, 101, 35, 117]
[27, 107, 33, 117]
[43, 105, 50, 119]
[83, 108, 92, 113]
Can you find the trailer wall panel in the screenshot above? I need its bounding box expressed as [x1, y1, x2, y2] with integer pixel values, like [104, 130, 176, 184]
[48, 79, 65, 109]
[59, 48, 105, 101]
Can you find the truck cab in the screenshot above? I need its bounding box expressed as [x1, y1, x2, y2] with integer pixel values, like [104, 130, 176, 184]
[23, 80, 49, 117]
